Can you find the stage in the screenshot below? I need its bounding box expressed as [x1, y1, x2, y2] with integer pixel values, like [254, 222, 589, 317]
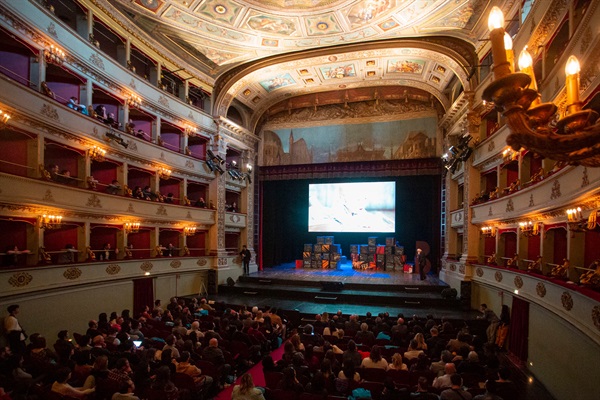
[216, 260, 473, 318]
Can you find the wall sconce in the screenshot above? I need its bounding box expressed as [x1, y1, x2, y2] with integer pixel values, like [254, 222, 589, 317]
[45, 44, 66, 65]
[244, 163, 253, 184]
[481, 226, 496, 237]
[39, 214, 62, 230]
[184, 124, 197, 136]
[89, 146, 106, 162]
[0, 109, 10, 128]
[519, 221, 540, 237]
[184, 226, 197, 236]
[483, 7, 600, 167]
[126, 93, 142, 109]
[567, 208, 598, 232]
[124, 222, 140, 234]
[157, 167, 172, 180]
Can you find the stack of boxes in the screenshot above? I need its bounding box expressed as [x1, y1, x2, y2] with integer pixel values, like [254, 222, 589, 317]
[350, 237, 404, 270]
[303, 236, 341, 269]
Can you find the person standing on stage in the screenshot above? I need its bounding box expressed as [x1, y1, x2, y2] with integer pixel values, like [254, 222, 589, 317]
[416, 248, 427, 280]
[240, 245, 251, 275]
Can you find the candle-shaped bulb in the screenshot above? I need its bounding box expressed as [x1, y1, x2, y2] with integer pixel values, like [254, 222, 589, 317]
[518, 46, 533, 70]
[565, 55, 580, 76]
[488, 6, 504, 31]
[503, 33, 513, 50]
[565, 55, 581, 110]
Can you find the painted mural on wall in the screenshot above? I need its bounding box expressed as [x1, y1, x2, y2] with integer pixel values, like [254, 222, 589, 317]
[261, 117, 437, 166]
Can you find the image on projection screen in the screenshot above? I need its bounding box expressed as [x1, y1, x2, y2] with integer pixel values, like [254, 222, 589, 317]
[308, 182, 395, 232]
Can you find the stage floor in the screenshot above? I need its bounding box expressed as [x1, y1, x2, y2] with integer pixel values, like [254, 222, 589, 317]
[252, 261, 444, 286]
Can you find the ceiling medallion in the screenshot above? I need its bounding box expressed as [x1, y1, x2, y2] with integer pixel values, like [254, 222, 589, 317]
[214, 5, 227, 14]
[316, 22, 329, 30]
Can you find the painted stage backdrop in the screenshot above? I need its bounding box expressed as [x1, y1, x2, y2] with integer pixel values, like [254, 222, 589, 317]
[261, 117, 437, 166]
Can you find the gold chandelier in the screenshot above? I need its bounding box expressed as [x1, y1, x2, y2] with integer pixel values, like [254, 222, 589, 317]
[89, 145, 106, 162]
[482, 7, 600, 167]
[39, 214, 63, 230]
[124, 222, 140, 234]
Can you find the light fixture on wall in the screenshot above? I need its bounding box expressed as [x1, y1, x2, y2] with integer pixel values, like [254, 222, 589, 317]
[184, 124, 197, 136]
[481, 226, 496, 238]
[184, 226, 197, 236]
[0, 109, 10, 128]
[483, 6, 600, 167]
[519, 221, 540, 237]
[89, 145, 106, 162]
[567, 207, 597, 232]
[124, 222, 140, 234]
[243, 163, 253, 184]
[39, 214, 62, 230]
[157, 167, 172, 180]
[45, 44, 66, 65]
[126, 93, 142, 109]
[206, 149, 225, 174]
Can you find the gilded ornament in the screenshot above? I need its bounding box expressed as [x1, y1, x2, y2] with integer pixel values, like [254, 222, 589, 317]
[63, 267, 82, 280]
[550, 180, 561, 199]
[40, 104, 59, 120]
[156, 205, 167, 216]
[514, 275, 523, 289]
[89, 53, 105, 70]
[158, 95, 170, 107]
[43, 189, 55, 202]
[170, 260, 181, 269]
[536, 282, 546, 297]
[506, 199, 514, 213]
[561, 292, 573, 311]
[475, 267, 484, 277]
[450, 264, 456, 272]
[106, 264, 121, 275]
[47, 23, 57, 37]
[140, 261, 153, 272]
[459, 264, 465, 274]
[529, 194, 534, 207]
[582, 168, 589, 187]
[197, 258, 208, 266]
[8, 272, 33, 287]
[494, 271, 503, 282]
[127, 203, 135, 213]
[86, 194, 102, 208]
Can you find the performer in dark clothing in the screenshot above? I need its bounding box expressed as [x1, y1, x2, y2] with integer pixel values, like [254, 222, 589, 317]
[240, 245, 251, 275]
[416, 248, 427, 280]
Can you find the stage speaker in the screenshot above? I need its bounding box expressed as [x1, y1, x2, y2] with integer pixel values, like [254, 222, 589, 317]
[460, 281, 472, 308]
[321, 281, 344, 291]
[207, 269, 217, 294]
[226, 277, 236, 287]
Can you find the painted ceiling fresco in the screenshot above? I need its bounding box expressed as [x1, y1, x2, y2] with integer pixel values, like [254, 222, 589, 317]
[105, 0, 488, 124]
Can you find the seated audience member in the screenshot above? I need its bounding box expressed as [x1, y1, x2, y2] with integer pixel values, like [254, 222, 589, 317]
[411, 376, 439, 399]
[95, 105, 107, 122]
[125, 119, 135, 135]
[175, 351, 213, 390]
[342, 340, 362, 368]
[164, 193, 174, 204]
[4, 245, 31, 267]
[355, 323, 375, 346]
[195, 197, 206, 208]
[106, 113, 118, 128]
[105, 180, 122, 195]
[360, 345, 388, 369]
[439, 374, 472, 400]
[67, 96, 81, 111]
[142, 186, 154, 201]
[51, 367, 95, 398]
[337, 362, 361, 382]
[149, 365, 178, 399]
[47, 164, 60, 181]
[430, 350, 453, 377]
[232, 373, 265, 400]
[404, 339, 425, 360]
[472, 380, 503, 400]
[41, 81, 55, 99]
[277, 367, 304, 392]
[432, 363, 456, 390]
[494, 367, 518, 400]
[112, 379, 140, 400]
[388, 353, 408, 371]
[135, 129, 147, 139]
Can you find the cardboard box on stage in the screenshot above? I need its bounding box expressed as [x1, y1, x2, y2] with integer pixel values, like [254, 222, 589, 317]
[303, 252, 311, 259]
[385, 246, 394, 255]
[376, 245, 385, 254]
[330, 261, 338, 269]
[368, 245, 377, 254]
[295, 260, 303, 269]
[303, 260, 311, 268]
[314, 244, 322, 253]
[324, 236, 334, 245]
[360, 244, 370, 253]
[331, 244, 341, 253]
[350, 244, 359, 254]
[321, 244, 330, 253]
[316, 236, 325, 244]
[368, 237, 377, 246]
[304, 244, 313, 252]
[395, 246, 404, 255]
[404, 264, 413, 273]
[359, 253, 368, 262]
[332, 253, 341, 262]
[321, 259, 330, 269]
[386, 237, 395, 246]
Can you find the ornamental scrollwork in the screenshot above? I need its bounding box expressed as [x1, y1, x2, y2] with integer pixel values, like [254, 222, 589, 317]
[170, 260, 181, 269]
[561, 292, 573, 311]
[86, 194, 102, 208]
[514, 275, 523, 289]
[8, 272, 33, 287]
[495, 271, 503, 282]
[140, 261, 153, 272]
[536, 282, 546, 297]
[63, 267, 82, 280]
[197, 258, 208, 266]
[106, 264, 121, 275]
[475, 267, 483, 277]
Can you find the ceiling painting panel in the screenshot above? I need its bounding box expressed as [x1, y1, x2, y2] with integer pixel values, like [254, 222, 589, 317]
[134, 0, 165, 13]
[194, 0, 242, 25]
[319, 64, 357, 80]
[344, 0, 399, 29]
[386, 59, 426, 75]
[245, 13, 299, 36]
[305, 14, 344, 36]
[259, 73, 297, 93]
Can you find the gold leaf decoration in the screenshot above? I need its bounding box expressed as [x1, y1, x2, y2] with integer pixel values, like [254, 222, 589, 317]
[170, 260, 181, 269]
[561, 292, 573, 311]
[197, 258, 208, 266]
[106, 264, 121, 275]
[514, 275, 523, 289]
[494, 271, 503, 282]
[476, 267, 484, 277]
[140, 261, 153, 272]
[536, 282, 546, 297]
[9, 272, 33, 287]
[63, 267, 82, 280]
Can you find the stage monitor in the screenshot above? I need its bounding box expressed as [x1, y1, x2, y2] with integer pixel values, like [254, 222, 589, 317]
[308, 181, 395, 232]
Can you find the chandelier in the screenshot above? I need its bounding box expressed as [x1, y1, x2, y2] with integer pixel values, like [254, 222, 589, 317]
[39, 214, 62, 230]
[89, 146, 106, 162]
[519, 221, 540, 237]
[567, 207, 597, 233]
[481, 226, 496, 238]
[184, 124, 197, 136]
[184, 226, 197, 236]
[157, 167, 172, 180]
[126, 93, 142, 109]
[124, 222, 140, 234]
[46, 44, 66, 65]
[482, 7, 600, 167]
[0, 109, 10, 127]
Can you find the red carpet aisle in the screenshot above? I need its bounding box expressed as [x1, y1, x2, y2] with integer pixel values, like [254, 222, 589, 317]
[215, 341, 287, 400]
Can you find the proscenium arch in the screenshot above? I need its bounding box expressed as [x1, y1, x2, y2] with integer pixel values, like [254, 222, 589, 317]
[212, 36, 478, 132]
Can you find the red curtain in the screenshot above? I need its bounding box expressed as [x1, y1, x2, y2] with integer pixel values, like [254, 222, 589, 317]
[133, 278, 154, 318]
[508, 297, 529, 363]
[503, 233, 517, 259]
[527, 235, 541, 259]
[552, 228, 568, 264]
[584, 230, 600, 267]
